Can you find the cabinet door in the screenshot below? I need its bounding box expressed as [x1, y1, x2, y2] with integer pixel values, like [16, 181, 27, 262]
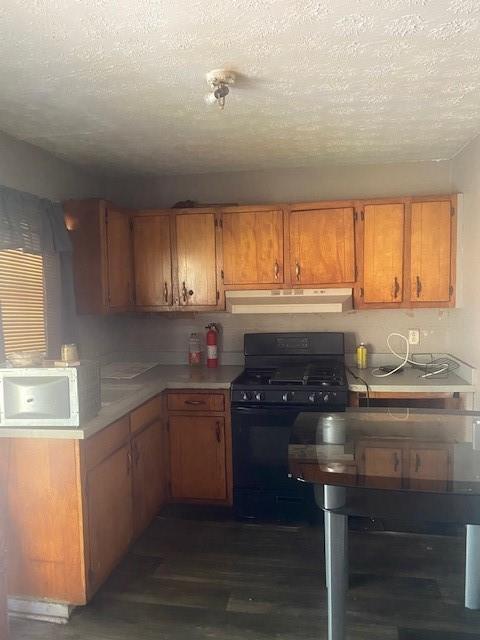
[222, 209, 284, 285]
[86, 443, 133, 593]
[363, 204, 404, 304]
[410, 201, 452, 303]
[175, 212, 218, 306]
[363, 446, 402, 478]
[408, 447, 449, 491]
[105, 207, 133, 309]
[290, 208, 355, 285]
[132, 419, 167, 536]
[0, 444, 8, 639]
[358, 444, 403, 489]
[169, 415, 227, 501]
[133, 214, 172, 308]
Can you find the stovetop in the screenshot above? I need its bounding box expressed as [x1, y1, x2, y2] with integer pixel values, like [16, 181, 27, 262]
[235, 361, 346, 387]
[231, 361, 348, 407]
[231, 332, 348, 408]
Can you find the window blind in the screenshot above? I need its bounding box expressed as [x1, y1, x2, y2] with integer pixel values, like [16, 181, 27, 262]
[0, 249, 46, 354]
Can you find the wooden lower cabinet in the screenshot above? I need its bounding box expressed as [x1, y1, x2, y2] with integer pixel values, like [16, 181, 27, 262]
[0, 442, 9, 639]
[6, 395, 166, 608]
[86, 443, 133, 593]
[356, 439, 451, 490]
[166, 390, 232, 505]
[357, 443, 403, 489]
[169, 415, 227, 501]
[132, 419, 167, 535]
[408, 446, 450, 492]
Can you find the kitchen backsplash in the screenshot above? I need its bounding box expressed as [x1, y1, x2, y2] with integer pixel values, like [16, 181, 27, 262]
[86, 308, 464, 366]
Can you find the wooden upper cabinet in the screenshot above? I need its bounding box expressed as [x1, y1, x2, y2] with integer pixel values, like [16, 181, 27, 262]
[64, 199, 133, 314]
[362, 203, 405, 304]
[105, 207, 133, 309]
[132, 213, 173, 308]
[222, 208, 284, 285]
[175, 211, 219, 307]
[289, 207, 355, 285]
[410, 201, 453, 304]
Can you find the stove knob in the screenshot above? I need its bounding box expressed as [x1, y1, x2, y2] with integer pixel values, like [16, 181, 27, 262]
[308, 393, 317, 403]
[241, 391, 251, 401]
[255, 391, 265, 401]
[323, 393, 330, 403]
[282, 392, 294, 402]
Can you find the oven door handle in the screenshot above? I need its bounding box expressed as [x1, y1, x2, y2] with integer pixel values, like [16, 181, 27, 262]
[232, 404, 318, 415]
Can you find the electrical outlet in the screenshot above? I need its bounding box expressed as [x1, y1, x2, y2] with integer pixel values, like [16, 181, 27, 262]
[408, 329, 420, 346]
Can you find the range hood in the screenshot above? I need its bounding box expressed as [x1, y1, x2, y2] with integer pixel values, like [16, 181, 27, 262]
[225, 288, 353, 314]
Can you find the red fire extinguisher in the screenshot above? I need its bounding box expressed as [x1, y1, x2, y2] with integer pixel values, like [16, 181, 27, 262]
[206, 323, 219, 368]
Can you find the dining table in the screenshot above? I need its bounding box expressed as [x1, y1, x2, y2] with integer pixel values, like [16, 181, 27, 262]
[288, 407, 480, 640]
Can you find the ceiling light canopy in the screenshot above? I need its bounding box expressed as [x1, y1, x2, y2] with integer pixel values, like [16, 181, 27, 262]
[205, 69, 236, 110]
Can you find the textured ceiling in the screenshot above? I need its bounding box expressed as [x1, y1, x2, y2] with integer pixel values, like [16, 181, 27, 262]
[0, 0, 480, 175]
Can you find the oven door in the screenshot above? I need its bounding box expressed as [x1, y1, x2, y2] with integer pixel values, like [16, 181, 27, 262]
[231, 404, 319, 521]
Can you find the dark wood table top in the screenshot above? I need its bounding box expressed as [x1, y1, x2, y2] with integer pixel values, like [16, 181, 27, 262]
[289, 408, 480, 496]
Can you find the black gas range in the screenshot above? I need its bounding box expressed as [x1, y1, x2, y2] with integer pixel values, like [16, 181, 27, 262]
[231, 332, 348, 522]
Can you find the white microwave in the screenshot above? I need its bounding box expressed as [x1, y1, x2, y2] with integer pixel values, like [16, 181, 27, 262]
[0, 361, 101, 427]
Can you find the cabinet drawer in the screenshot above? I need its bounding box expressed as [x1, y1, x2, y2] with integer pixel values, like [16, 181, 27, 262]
[84, 415, 130, 471]
[130, 395, 162, 434]
[167, 392, 225, 412]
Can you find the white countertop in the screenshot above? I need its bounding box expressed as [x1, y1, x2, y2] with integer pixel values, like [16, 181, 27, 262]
[0, 365, 242, 441]
[347, 366, 476, 394]
[1, 360, 475, 440]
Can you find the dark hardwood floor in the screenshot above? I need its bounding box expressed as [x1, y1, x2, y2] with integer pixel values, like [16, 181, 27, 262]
[9, 509, 480, 640]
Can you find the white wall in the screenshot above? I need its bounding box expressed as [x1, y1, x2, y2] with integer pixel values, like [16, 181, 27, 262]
[111, 308, 460, 365]
[106, 160, 452, 208]
[0, 130, 102, 201]
[451, 135, 480, 404]
[0, 130, 118, 359]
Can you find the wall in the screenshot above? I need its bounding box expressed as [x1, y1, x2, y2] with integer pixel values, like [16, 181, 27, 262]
[0, 130, 120, 360]
[451, 135, 480, 404]
[106, 159, 452, 208]
[110, 307, 459, 365]
[0, 130, 102, 201]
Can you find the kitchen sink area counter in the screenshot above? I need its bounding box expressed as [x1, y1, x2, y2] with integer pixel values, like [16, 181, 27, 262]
[347, 354, 476, 410]
[347, 365, 475, 393]
[0, 364, 243, 440]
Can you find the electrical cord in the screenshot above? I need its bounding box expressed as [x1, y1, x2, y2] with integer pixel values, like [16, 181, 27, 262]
[347, 366, 370, 407]
[371, 333, 410, 378]
[371, 332, 451, 379]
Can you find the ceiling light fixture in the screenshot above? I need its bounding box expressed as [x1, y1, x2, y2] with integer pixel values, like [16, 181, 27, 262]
[205, 69, 236, 110]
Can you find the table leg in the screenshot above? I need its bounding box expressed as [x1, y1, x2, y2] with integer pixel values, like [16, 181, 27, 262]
[465, 524, 480, 609]
[324, 485, 348, 640]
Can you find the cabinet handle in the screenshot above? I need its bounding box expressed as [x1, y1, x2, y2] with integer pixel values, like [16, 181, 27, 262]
[416, 275, 422, 298]
[274, 261, 279, 280]
[182, 281, 188, 302]
[215, 421, 221, 443]
[185, 400, 205, 406]
[393, 276, 400, 299]
[127, 450, 132, 475]
[164, 282, 169, 303]
[295, 261, 301, 281]
[394, 451, 400, 472]
[415, 454, 421, 472]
